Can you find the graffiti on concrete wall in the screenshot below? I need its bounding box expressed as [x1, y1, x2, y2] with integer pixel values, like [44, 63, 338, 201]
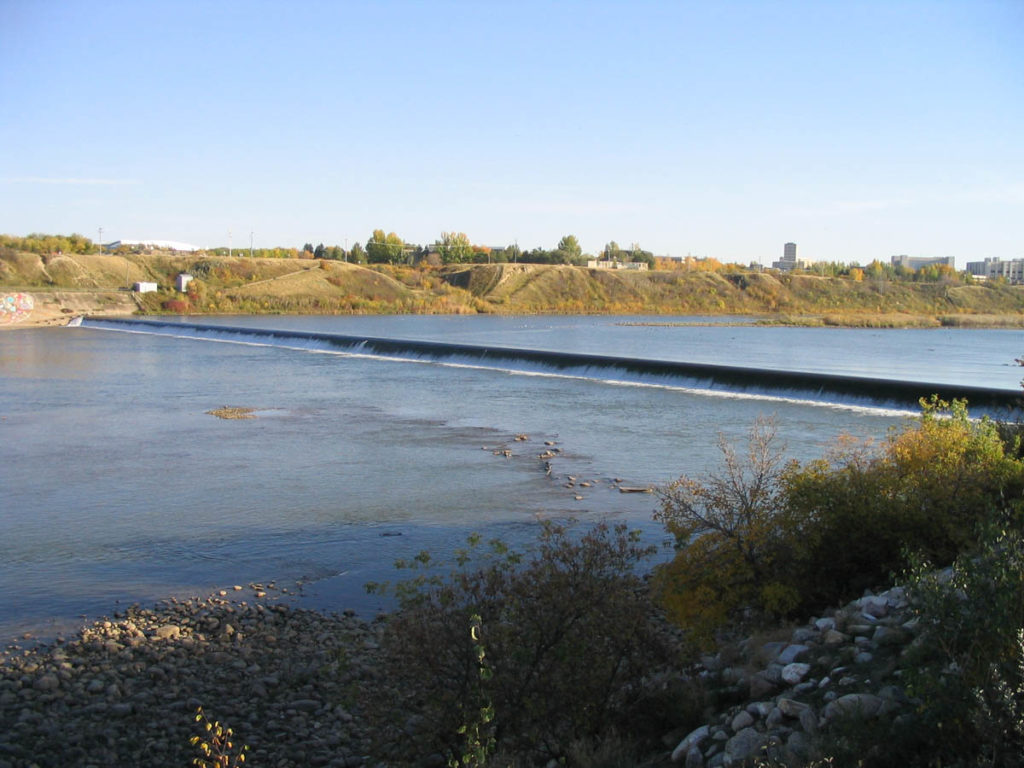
[0, 293, 34, 324]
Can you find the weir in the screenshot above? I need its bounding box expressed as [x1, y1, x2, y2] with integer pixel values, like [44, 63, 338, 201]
[79, 317, 1022, 416]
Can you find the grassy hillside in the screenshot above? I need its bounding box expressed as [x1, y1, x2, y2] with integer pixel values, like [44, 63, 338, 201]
[3, 248, 1024, 326]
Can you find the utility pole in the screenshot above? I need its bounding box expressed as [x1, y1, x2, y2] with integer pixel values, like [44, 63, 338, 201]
[249, 231, 254, 258]
[228, 230, 232, 258]
[98, 227, 103, 250]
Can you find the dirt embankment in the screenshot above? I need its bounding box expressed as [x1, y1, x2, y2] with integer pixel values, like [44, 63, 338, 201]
[3, 248, 1024, 326]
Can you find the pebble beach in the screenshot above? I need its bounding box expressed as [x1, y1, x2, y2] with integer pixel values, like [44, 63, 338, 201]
[0, 590, 383, 768]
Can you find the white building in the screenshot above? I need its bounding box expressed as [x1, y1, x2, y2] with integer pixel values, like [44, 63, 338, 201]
[175, 273, 193, 292]
[133, 282, 158, 293]
[586, 260, 649, 271]
[965, 257, 1024, 284]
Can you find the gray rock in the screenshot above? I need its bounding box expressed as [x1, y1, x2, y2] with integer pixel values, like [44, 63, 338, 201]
[685, 746, 703, 768]
[823, 629, 848, 645]
[758, 641, 788, 664]
[777, 644, 810, 664]
[859, 596, 889, 618]
[791, 627, 817, 644]
[724, 727, 766, 766]
[814, 617, 836, 632]
[731, 710, 754, 731]
[33, 675, 59, 692]
[672, 724, 710, 762]
[782, 662, 811, 685]
[874, 626, 910, 647]
[798, 707, 819, 735]
[777, 698, 809, 718]
[153, 624, 181, 640]
[824, 693, 884, 721]
[749, 671, 778, 699]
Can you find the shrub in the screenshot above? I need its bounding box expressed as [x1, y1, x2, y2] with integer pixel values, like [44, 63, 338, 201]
[654, 398, 1024, 644]
[897, 508, 1024, 768]
[366, 521, 678, 765]
[161, 297, 191, 313]
[784, 397, 1024, 610]
[653, 417, 801, 647]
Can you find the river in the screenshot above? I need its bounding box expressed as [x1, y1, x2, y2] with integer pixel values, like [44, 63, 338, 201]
[1, 315, 1020, 642]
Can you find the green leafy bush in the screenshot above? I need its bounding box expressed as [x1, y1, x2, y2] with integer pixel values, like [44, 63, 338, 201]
[366, 521, 678, 765]
[897, 509, 1024, 767]
[785, 397, 1024, 611]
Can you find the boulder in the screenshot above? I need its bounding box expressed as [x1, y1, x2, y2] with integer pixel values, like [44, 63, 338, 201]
[781, 662, 811, 685]
[724, 728, 766, 766]
[777, 644, 810, 665]
[730, 710, 754, 731]
[749, 671, 778, 699]
[672, 724, 710, 762]
[823, 693, 883, 721]
[777, 698, 809, 718]
[798, 707, 819, 736]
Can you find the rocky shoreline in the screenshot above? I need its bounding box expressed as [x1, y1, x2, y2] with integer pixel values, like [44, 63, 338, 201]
[666, 584, 921, 767]
[1, 577, 929, 768]
[0, 592, 384, 768]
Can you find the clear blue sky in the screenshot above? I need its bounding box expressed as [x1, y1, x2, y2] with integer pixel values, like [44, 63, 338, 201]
[1, 1, 1021, 266]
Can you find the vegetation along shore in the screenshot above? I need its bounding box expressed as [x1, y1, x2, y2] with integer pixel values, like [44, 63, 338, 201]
[2, 233, 1023, 328]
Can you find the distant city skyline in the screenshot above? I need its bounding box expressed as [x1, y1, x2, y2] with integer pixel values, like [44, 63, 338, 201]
[1, 1, 1021, 266]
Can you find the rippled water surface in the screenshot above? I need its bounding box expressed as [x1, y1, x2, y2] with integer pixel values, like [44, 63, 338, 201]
[1, 315, 1020, 641]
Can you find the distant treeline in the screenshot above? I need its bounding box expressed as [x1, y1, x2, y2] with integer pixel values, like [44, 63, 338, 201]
[0, 233, 97, 255]
[0, 231, 983, 284]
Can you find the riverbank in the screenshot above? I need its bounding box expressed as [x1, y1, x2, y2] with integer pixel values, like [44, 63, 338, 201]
[0, 576, 936, 768]
[4, 250, 1024, 327]
[0, 590, 382, 768]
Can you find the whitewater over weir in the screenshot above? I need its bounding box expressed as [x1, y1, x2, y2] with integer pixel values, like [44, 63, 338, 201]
[82, 317, 1021, 417]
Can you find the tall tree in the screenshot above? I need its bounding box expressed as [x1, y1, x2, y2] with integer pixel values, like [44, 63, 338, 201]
[437, 231, 474, 264]
[349, 242, 367, 263]
[366, 229, 404, 264]
[556, 234, 582, 262]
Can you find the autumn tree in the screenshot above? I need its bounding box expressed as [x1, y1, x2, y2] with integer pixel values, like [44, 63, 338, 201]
[653, 418, 797, 646]
[366, 229, 404, 264]
[349, 242, 367, 263]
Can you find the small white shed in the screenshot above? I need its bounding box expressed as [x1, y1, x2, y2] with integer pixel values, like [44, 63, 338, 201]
[175, 273, 193, 292]
[133, 282, 158, 293]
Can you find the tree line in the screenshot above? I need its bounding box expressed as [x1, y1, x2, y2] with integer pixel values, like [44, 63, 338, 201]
[0, 232, 984, 284]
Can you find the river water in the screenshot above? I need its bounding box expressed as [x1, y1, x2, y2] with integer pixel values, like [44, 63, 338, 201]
[1, 315, 1020, 642]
